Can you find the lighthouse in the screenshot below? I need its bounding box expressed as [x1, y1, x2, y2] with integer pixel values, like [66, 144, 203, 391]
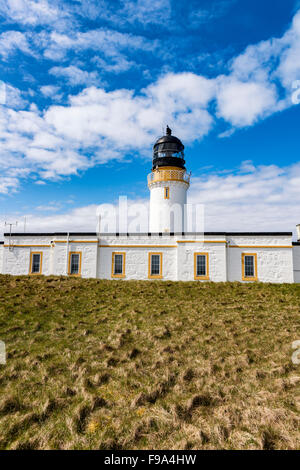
[148, 126, 190, 233]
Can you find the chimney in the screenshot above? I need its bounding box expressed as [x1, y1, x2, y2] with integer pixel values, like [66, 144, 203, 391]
[297, 224, 300, 241]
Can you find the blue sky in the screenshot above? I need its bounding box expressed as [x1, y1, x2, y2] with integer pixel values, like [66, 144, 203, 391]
[0, 0, 300, 236]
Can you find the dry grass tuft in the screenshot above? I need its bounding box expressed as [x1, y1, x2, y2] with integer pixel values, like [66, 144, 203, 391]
[0, 275, 299, 449]
[0, 396, 24, 415]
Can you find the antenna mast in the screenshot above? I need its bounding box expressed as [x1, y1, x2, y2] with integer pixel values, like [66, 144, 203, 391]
[4, 221, 18, 251]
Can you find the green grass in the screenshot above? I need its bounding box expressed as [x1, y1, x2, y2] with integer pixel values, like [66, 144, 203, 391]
[0, 275, 299, 450]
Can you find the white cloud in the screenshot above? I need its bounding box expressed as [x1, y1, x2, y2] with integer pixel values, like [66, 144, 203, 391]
[0, 72, 214, 190]
[276, 11, 300, 87]
[36, 201, 61, 211]
[49, 66, 102, 87]
[92, 55, 136, 74]
[74, 0, 233, 31]
[216, 78, 278, 127]
[120, 0, 171, 26]
[0, 176, 19, 194]
[44, 73, 215, 154]
[40, 85, 61, 98]
[34, 180, 46, 185]
[0, 0, 68, 27]
[0, 204, 100, 236]
[0, 20, 156, 73]
[0, 30, 33, 59]
[1, 84, 28, 109]
[74, 0, 172, 28]
[145, 73, 215, 110]
[26, 148, 91, 179]
[222, 10, 300, 116]
[42, 29, 157, 61]
[188, 161, 300, 237]
[229, 38, 281, 83]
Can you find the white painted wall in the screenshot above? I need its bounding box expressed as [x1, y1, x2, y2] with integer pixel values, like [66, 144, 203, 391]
[149, 181, 188, 233]
[51, 238, 98, 278]
[98, 235, 177, 280]
[293, 246, 300, 283]
[1, 235, 98, 278]
[69, 242, 98, 279]
[0, 233, 296, 283]
[177, 241, 227, 282]
[52, 243, 66, 276]
[227, 236, 294, 283]
[0, 245, 3, 273]
[2, 236, 53, 276]
[98, 246, 177, 281]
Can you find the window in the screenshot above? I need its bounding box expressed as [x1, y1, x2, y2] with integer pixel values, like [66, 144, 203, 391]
[244, 256, 254, 277]
[30, 252, 42, 274]
[148, 253, 162, 279]
[164, 187, 170, 199]
[69, 252, 81, 276]
[194, 253, 209, 280]
[112, 252, 125, 278]
[242, 253, 257, 281]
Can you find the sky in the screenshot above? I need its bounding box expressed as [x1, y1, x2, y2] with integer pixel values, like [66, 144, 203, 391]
[0, 0, 300, 237]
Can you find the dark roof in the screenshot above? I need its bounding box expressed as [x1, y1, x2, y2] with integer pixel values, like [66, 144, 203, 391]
[225, 232, 293, 236]
[154, 134, 184, 149]
[4, 232, 98, 237]
[153, 126, 184, 151]
[4, 231, 293, 237]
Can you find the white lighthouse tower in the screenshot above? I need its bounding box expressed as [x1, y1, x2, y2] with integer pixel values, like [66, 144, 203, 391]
[148, 126, 190, 233]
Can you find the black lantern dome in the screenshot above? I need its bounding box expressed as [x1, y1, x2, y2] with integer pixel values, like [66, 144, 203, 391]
[152, 126, 185, 170]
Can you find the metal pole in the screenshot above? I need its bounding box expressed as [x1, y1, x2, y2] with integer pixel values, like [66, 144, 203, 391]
[5, 221, 17, 250]
[65, 232, 70, 276]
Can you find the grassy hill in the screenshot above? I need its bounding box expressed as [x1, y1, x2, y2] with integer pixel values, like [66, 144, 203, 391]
[0, 275, 299, 450]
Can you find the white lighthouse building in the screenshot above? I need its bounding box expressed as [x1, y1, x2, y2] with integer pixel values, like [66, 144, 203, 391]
[0, 127, 300, 283]
[148, 126, 190, 233]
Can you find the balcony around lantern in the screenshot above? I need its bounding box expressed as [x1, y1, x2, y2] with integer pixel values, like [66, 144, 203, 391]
[148, 168, 191, 186]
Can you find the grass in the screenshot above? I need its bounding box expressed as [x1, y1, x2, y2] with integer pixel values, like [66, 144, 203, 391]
[0, 274, 299, 450]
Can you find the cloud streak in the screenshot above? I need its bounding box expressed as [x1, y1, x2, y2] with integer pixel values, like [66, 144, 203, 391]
[0, 0, 70, 28]
[49, 65, 103, 87]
